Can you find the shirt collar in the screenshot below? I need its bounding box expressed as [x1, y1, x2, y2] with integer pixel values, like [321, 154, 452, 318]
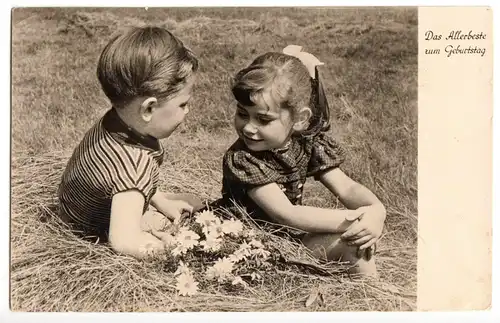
[102, 107, 161, 152]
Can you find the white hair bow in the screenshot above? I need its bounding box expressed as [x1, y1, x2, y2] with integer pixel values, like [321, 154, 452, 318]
[283, 45, 324, 79]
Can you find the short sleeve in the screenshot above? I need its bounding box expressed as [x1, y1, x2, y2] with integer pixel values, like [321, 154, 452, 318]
[307, 133, 346, 179]
[223, 149, 280, 187]
[111, 148, 155, 199]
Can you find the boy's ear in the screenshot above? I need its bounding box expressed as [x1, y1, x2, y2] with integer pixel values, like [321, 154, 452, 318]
[293, 106, 312, 132]
[140, 97, 158, 122]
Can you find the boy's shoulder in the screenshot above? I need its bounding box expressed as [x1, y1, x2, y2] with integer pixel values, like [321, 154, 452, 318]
[76, 110, 161, 164]
[76, 113, 107, 147]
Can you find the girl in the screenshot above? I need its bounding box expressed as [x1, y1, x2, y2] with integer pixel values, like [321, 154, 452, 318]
[217, 45, 387, 276]
[58, 26, 203, 259]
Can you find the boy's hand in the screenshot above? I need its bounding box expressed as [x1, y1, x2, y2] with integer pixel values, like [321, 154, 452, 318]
[137, 231, 170, 258]
[153, 196, 193, 223]
[149, 228, 176, 247]
[341, 204, 386, 251]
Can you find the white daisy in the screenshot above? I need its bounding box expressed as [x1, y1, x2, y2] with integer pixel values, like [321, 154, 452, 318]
[171, 244, 188, 256]
[174, 227, 200, 250]
[195, 210, 218, 231]
[199, 231, 222, 252]
[174, 260, 191, 276]
[249, 239, 265, 249]
[206, 257, 234, 281]
[207, 218, 225, 238]
[221, 218, 244, 236]
[176, 273, 199, 296]
[229, 242, 252, 263]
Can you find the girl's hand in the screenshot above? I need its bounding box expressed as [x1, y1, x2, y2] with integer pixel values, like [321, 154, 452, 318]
[340, 204, 386, 250]
[153, 196, 193, 223]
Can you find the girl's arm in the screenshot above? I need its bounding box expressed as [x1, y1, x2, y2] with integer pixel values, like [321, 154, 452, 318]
[318, 168, 386, 249]
[109, 190, 165, 259]
[317, 168, 385, 211]
[248, 183, 361, 233]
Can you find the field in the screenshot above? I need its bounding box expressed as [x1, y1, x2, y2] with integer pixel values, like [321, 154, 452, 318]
[11, 7, 418, 311]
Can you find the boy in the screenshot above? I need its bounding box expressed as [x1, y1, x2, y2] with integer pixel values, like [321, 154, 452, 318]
[58, 26, 201, 259]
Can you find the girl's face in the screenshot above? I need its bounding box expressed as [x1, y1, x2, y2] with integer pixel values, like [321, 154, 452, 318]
[146, 76, 195, 139]
[234, 93, 294, 152]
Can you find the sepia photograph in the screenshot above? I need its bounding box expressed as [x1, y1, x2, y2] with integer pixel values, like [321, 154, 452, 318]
[10, 7, 418, 312]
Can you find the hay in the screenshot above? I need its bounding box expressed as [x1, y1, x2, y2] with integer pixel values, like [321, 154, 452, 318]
[11, 151, 416, 312]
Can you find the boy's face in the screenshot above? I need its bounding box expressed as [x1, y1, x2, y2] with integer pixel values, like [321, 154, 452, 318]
[146, 76, 195, 139]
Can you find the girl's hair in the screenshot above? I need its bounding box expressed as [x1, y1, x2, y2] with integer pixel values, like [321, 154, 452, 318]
[231, 52, 330, 137]
[97, 26, 198, 107]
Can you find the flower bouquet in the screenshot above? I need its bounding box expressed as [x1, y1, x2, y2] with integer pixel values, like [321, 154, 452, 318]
[143, 208, 276, 296]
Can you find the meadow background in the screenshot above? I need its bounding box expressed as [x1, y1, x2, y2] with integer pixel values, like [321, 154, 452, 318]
[11, 7, 417, 311]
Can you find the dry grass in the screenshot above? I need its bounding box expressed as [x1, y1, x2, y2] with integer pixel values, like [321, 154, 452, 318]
[11, 7, 417, 311]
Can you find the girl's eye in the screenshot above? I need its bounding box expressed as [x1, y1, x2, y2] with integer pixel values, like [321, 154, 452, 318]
[258, 117, 273, 124]
[236, 109, 248, 118]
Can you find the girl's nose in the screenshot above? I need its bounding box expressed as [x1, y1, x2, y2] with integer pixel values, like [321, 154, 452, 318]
[242, 122, 257, 136]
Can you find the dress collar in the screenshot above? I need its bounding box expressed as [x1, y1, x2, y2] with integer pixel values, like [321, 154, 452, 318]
[239, 136, 305, 171]
[270, 139, 292, 154]
[102, 108, 161, 152]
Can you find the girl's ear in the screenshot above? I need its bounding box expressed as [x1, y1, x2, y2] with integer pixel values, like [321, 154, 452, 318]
[140, 97, 158, 122]
[293, 106, 312, 132]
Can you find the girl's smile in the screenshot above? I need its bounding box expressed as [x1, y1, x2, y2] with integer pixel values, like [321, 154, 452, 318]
[243, 136, 263, 143]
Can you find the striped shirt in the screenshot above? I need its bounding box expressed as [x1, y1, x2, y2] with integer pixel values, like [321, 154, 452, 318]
[58, 108, 164, 238]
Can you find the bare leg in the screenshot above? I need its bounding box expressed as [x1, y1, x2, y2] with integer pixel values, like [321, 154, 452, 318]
[301, 232, 378, 278]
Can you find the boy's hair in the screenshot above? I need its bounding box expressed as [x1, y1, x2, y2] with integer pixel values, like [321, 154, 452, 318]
[232, 52, 330, 136]
[97, 26, 198, 107]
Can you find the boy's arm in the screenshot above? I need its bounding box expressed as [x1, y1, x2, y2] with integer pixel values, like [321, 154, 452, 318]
[109, 190, 165, 259]
[248, 183, 361, 233]
[149, 190, 193, 223]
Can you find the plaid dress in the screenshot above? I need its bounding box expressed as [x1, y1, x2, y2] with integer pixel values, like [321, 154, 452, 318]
[216, 132, 345, 226]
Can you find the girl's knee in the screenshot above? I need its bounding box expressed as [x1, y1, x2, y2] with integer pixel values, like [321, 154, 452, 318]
[302, 233, 357, 262]
[301, 233, 378, 277]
